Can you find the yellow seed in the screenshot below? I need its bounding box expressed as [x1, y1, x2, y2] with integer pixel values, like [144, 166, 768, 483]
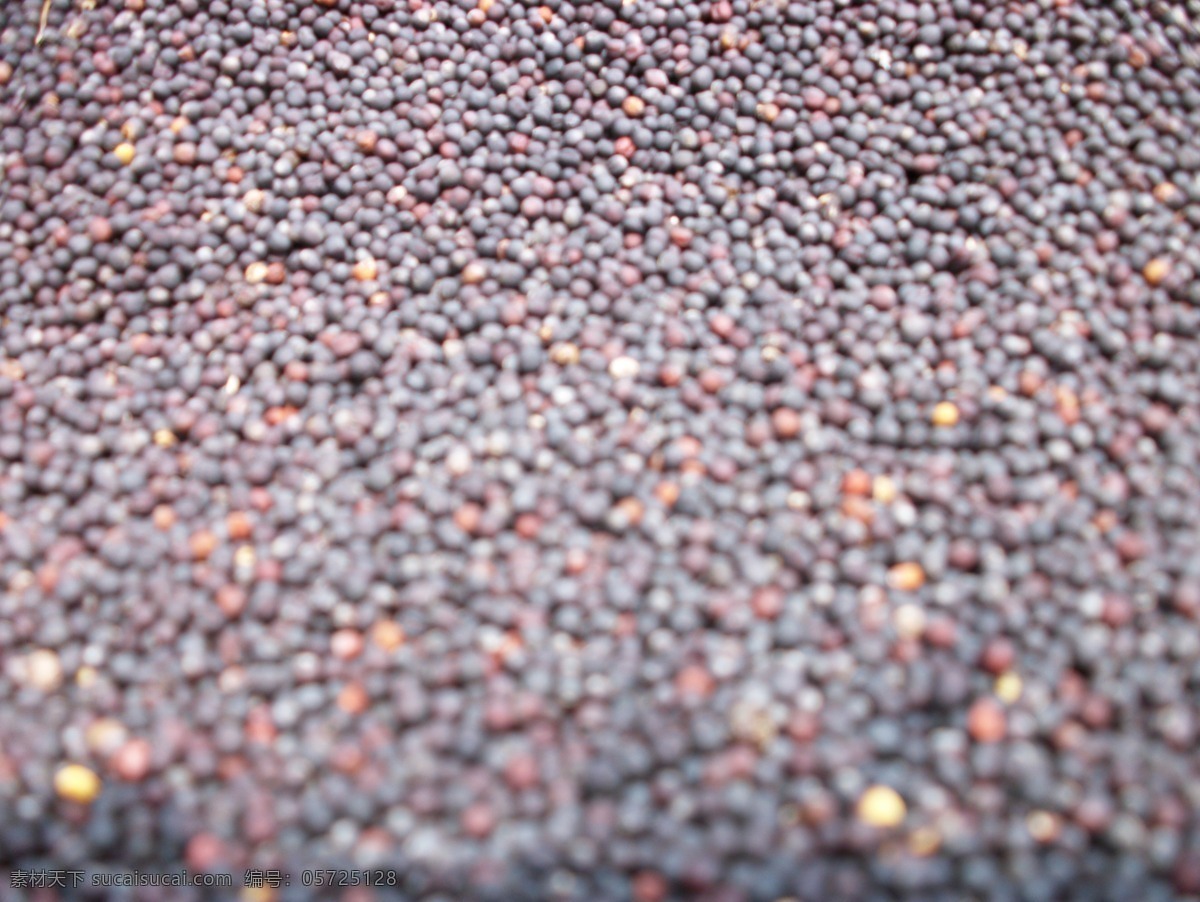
[872, 475, 897, 504]
[893, 603, 926, 640]
[85, 718, 127, 756]
[857, 785, 906, 828]
[1027, 810, 1060, 842]
[113, 143, 136, 166]
[931, 401, 960, 427]
[153, 428, 177, 448]
[24, 648, 63, 691]
[55, 764, 102, 804]
[995, 671, 1023, 704]
[609, 356, 640, 380]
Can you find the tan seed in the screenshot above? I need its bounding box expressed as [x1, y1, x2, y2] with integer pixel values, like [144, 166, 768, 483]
[190, 529, 218, 561]
[888, 562, 926, 592]
[1143, 257, 1171, 287]
[352, 257, 379, 281]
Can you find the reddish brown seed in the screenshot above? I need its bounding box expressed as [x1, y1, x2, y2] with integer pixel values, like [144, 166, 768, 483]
[659, 363, 684, 386]
[772, 407, 802, 439]
[751, 586, 784, 620]
[1019, 370, 1043, 396]
[215, 584, 247, 617]
[842, 469, 872, 497]
[980, 638, 1016, 674]
[462, 802, 496, 838]
[709, 0, 732, 21]
[36, 563, 59, 594]
[514, 513, 541, 539]
[842, 495, 874, 525]
[185, 833, 226, 872]
[967, 698, 1007, 743]
[330, 629, 364, 661]
[189, 530, 218, 561]
[110, 739, 153, 782]
[331, 742, 365, 775]
[709, 313, 736, 338]
[226, 511, 252, 541]
[676, 665, 715, 699]
[1114, 531, 1147, 563]
[503, 753, 540, 791]
[924, 616, 957, 649]
[355, 130, 378, 153]
[264, 406, 299, 425]
[454, 502, 483, 534]
[632, 872, 668, 902]
[669, 226, 693, 248]
[88, 217, 113, 243]
[337, 682, 369, 715]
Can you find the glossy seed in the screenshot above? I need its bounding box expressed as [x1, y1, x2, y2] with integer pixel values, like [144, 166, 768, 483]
[857, 786, 906, 828]
[55, 765, 102, 804]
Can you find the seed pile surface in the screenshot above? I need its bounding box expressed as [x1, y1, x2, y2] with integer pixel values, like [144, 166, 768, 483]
[2, 0, 1200, 898]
